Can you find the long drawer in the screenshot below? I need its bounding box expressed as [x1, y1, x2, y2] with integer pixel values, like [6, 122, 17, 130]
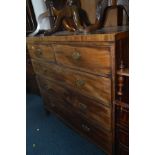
[37, 75, 112, 131]
[28, 44, 55, 62]
[38, 86, 112, 155]
[54, 44, 111, 76]
[32, 60, 111, 105]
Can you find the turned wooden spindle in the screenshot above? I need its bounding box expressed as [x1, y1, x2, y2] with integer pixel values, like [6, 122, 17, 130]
[117, 60, 125, 101]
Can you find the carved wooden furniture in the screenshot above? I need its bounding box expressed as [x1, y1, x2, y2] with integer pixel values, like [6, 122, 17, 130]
[115, 34, 129, 154]
[44, 0, 90, 35]
[27, 26, 128, 155]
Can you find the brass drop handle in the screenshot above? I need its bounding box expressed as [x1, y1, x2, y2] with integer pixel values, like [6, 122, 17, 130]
[72, 51, 81, 60]
[82, 124, 90, 132]
[75, 79, 85, 88]
[79, 103, 87, 111]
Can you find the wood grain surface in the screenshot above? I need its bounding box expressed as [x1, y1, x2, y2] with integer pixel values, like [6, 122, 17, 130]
[54, 44, 111, 76]
[26, 27, 128, 42]
[28, 44, 55, 62]
[32, 60, 111, 105]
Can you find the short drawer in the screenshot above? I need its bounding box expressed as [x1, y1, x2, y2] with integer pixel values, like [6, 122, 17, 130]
[54, 44, 111, 76]
[37, 76, 112, 131]
[33, 60, 112, 105]
[27, 44, 55, 62]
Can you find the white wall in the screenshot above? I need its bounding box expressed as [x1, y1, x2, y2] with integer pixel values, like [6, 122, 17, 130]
[31, 0, 51, 29]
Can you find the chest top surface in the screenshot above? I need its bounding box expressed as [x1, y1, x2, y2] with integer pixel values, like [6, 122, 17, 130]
[26, 26, 128, 43]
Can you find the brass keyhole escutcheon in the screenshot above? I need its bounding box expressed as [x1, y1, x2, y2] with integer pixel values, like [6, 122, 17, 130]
[79, 103, 87, 111]
[72, 51, 81, 60]
[75, 79, 85, 88]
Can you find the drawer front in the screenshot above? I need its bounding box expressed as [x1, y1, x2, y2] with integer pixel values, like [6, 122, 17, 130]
[37, 76, 112, 131]
[54, 44, 111, 76]
[28, 44, 55, 62]
[32, 60, 111, 105]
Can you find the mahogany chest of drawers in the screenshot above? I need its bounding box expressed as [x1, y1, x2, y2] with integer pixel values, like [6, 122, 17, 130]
[27, 27, 129, 155]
